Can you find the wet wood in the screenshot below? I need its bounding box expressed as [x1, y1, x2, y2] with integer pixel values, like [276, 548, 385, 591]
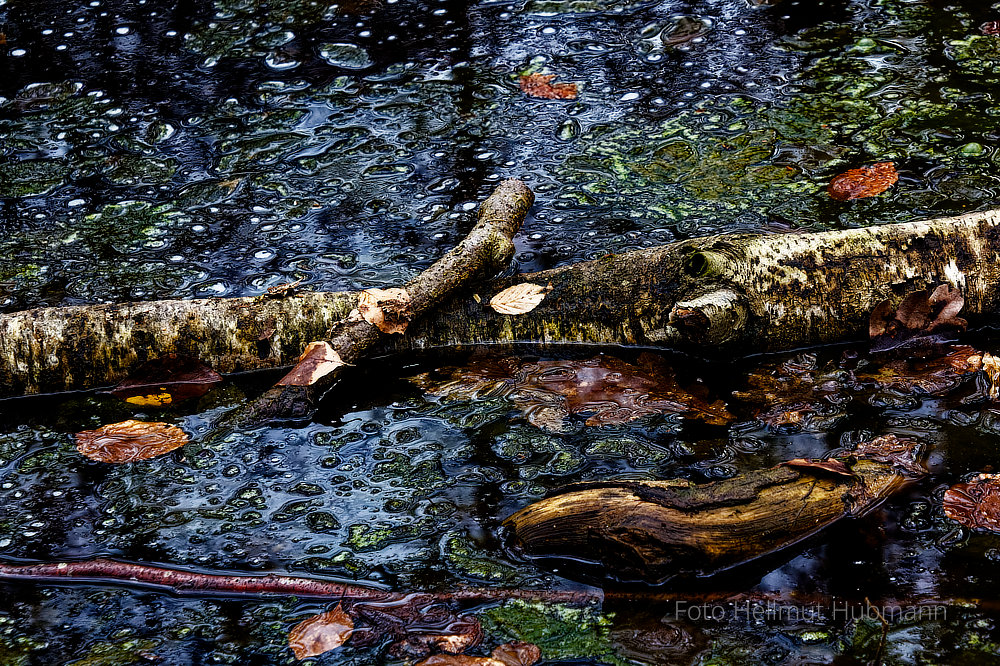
[504, 436, 926, 584]
[3, 200, 1000, 397]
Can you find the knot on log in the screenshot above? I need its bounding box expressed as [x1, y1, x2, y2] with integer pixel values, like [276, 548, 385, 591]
[669, 289, 747, 345]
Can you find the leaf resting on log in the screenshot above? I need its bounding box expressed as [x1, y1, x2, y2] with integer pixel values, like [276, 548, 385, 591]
[244, 179, 534, 421]
[6, 205, 1000, 397]
[503, 435, 925, 584]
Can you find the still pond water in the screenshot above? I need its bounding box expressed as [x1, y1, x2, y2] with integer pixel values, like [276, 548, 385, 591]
[4, 0, 1000, 663]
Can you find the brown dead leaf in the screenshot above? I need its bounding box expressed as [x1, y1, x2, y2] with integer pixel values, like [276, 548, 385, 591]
[278, 341, 348, 387]
[944, 473, 1000, 532]
[111, 354, 222, 406]
[847, 434, 926, 478]
[869, 285, 967, 354]
[828, 162, 898, 201]
[411, 353, 732, 431]
[489, 282, 553, 315]
[734, 353, 853, 432]
[356, 287, 412, 334]
[491, 642, 542, 666]
[781, 458, 855, 479]
[518, 73, 578, 100]
[857, 344, 981, 397]
[415, 642, 541, 666]
[387, 615, 483, 659]
[76, 420, 188, 463]
[288, 604, 354, 660]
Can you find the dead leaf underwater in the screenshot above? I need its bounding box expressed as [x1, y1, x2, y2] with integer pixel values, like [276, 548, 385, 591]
[504, 435, 925, 583]
[944, 474, 1000, 532]
[75, 420, 189, 463]
[517, 73, 578, 100]
[288, 604, 354, 659]
[828, 161, 898, 200]
[410, 353, 733, 431]
[111, 354, 222, 406]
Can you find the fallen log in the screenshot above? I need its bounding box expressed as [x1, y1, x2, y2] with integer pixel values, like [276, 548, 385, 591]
[503, 435, 926, 584]
[3, 201, 1000, 398]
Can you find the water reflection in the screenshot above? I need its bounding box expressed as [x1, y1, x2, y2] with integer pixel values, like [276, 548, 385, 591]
[5, 0, 1000, 661]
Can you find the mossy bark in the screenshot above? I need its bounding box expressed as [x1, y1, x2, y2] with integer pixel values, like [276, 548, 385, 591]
[394, 208, 1000, 355]
[3, 206, 1000, 398]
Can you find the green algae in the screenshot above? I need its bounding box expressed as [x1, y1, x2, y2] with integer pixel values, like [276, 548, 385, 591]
[480, 600, 626, 665]
[0, 160, 65, 197]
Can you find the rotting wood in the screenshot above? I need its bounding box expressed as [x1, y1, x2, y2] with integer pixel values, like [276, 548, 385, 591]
[4, 201, 1000, 398]
[503, 435, 926, 584]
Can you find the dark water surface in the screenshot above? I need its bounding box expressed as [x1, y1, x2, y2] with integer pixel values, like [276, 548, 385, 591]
[4, 0, 1000, 663]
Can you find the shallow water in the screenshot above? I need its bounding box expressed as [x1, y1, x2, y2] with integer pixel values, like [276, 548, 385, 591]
[5, 0, 1000, 663]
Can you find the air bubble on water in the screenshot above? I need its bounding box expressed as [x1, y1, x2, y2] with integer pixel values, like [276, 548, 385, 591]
[10, 48, 26, 56]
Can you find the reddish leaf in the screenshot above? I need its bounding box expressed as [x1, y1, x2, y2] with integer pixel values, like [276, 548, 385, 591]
[111, 354, 222, 406]
[828, 162, 898, 201]
[288, 604, 354, 659]
[388, 615, 483, 659]
[982, 21, 1000, 36]
[781, 458, 855, 478]
[76, 420, 188, 463]
[944, 474, 1000, 532]
[858, 344, 981, 396]
[733, 353, 853, 432]
[849, 434, 926, 478]
[414, 643, 541, 666]
[411, 353, 732, 431]
[518, 74, 578, 100]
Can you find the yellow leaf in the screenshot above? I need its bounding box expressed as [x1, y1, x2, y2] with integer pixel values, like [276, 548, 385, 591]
[288, 604, 354, 660]
[489, 282, 552, 315]
[125, 392, 173, 407]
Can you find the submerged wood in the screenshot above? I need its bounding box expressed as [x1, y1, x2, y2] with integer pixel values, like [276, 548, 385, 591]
[3, 202, 1000, 397]
[503, 436, 926, 584]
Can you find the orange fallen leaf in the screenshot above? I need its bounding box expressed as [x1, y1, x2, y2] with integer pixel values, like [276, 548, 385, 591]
[489, 282, 552, 315]
[111, 354, 222, 406]
[491, 642, 542, 666]
[944, 474, 1000, 532]
[518, 74, 578, 100]
[415, 641, 541, 666]
[828, 162, 898, 201]
[288, 604, 354, 660]
[278, 341, 348, 387]
[355, 287, 412, 334]
[75, 420, 188, 463]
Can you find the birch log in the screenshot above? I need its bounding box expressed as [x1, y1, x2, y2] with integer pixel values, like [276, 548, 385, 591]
[3, 206, 1000, 397]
